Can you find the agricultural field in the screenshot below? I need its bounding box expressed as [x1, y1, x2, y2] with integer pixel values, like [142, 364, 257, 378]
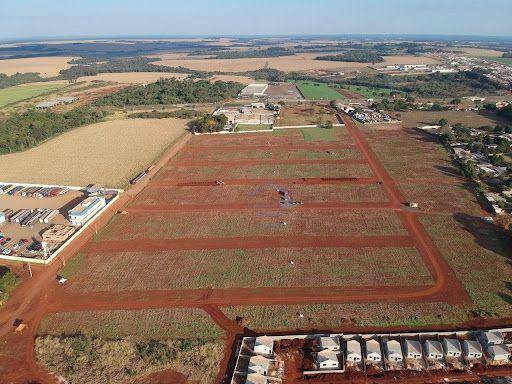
[294, 81, 345, 100]
[153, 53, 439, 73]
[0, 118, 187, 187]
[275, 103, 339, 126]
[0, 81, 67, 108]
[0, 56, 75, 77]
[400, 110, 510, 129]
[487, 56, 512, 66]
[77, 72, 189, 84]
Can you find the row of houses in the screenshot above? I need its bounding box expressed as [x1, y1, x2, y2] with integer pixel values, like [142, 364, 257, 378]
[35, 96, 77, 110]
[231, 329, 512, 383]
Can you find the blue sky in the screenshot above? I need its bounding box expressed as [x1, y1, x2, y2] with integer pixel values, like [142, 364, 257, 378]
[1, 0, 511, 39]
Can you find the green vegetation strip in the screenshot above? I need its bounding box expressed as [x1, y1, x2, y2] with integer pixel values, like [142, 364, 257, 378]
[300, 126, 337, 141]
[0, 266, 19, 304]
[487, 57, 512, 67]
[294, 81, 345, 100]
[236, 124, 272, 132]
[0, 82, 66, 108]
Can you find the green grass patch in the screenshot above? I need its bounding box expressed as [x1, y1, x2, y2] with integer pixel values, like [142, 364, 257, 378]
[300, 127, 337, 141]
[0, 266, 20, 304]
[59, 253, 85, 279]
[294, 81, 345, 100]
[487, 57, 512, 67]
[235, 124, 272, 132]
[336, 84, 400, 99]
[0, 82, 66, 108]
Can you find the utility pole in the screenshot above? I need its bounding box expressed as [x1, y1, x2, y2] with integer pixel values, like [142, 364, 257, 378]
[27, 262, 32, 278]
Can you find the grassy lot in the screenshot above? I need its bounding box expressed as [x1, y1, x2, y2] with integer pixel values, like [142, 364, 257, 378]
[0, 82, 66, 108]
[487, 57, 512, 67]
[64, 247, 430, 292]
[294, 81, 345, 100]
[0, 266, 19, 305]
[299, 127, 337, 141]
[400, 110, 510, 129]
[235, 124, 272, 132]
[37, 308, 223, 384]
[336, 84, 400, 99]
[275, 103, 339, 127]
[39, 308, 224, 340]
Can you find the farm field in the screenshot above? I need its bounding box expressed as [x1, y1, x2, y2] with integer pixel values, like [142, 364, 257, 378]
[152, 53, 439, 72]
[400, 110, 510, 129]
[0, 118, 187, 187]
[275, 103, 339, 127]
[77, 71, 189, 84]
[487, 56, 512, 66]
[0, 56, 75, 76]
[294, 81, 345, 100]
[0, 81, 67, 107]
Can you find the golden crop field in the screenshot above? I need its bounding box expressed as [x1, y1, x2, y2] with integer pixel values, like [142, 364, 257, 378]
[77, 72, 189, 84]
[153, 53, 440, 72]
[0, 56, 75, 77]
[0, 118, 188, 188]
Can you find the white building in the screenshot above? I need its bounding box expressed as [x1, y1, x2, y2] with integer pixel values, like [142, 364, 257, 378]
[480, 331, 505, 346]
[316, 350, 340, 369]
[404, 340, 422, 360]
[346, 340, 362, 362]
[254, 336, 274, 356]
[424, 340, 444, 360]
[385, 340, 403, 363]
[486, 344, 511, 362]
[365, 339, 382, 362]
[443, 338, 462, 358]
[68, 196, 106, 226]
[248, 355, 271, 375]
[463, 340, 483, 360]
[246, 373, 268, 384]
[319, 336, 340, 351]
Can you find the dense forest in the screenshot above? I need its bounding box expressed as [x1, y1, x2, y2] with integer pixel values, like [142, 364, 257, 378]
[59, 57, 207, 80]
[316, 50, 385, 63]
[128, 109, 204, 119]
[0, 107, 106, 153]
[96, 79, 244, 106]
[189, 114, 228, 133]
[213, 47, 295, 59]
[343, 71, 504, 97]
[0, 73, 50, 89]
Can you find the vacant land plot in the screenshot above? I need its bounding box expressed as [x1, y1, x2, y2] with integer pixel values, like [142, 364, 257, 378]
[335, 84, 400, 99]
[0, 81, 67, 108]
[400, 110, 510, 129]
[488, 57, 512, 66]
[65, 247, 431, 293]
[97, 209, 406, 241]
[294, 81, 345, 100]
[153, 53, 439, 72]
[77, 72, 189, 84]
[0, 56, 75, 77]
[236, 124, 272, 132]
[275, 104, 339, 127]
[0, 118, 187, 187]
[133, 183, 387, 208]
[39, 308, 223, 339]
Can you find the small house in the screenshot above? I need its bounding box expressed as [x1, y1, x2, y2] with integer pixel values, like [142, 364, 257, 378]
[385, 340, 403, 363]
[317, 349, 340, 370]
[463, 340, 483, 360]
[365, 339, 382, 362]
[486, 345, 510, 362]
[319, 336, 340, 351]
[254, 336, 274, 356]
[249, 355, 271, 375]
[443, 338, 462, 358]
[404, 340, 422, 360]
[346, 340, 362, 362]
[246, 373, 268, 384]
[480, 331, 504, 346]
[424, 340, 444, 360]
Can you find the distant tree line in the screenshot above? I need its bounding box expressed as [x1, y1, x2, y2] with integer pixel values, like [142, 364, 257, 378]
[59, 57, 209, 80]
[0, 107, 106, 153]
[128, 109, 204, 119]
[316, 50, 385, 63]
[96, 79, 244, 106]
[0, 72, 51, 90]
[213, 47, 295, 59]
[502, 52, 512, 58]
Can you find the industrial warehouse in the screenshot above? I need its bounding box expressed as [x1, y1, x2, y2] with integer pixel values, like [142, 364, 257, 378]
[0, 182, 121, 264]
[231, 329, 512, 384]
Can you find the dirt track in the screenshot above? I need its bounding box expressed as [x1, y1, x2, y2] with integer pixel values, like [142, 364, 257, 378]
[0, 116, 480, 384]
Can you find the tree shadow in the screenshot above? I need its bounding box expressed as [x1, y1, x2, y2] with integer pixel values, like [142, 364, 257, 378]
[433, 164, 462, 178]
[0, 265, 10, 278]
[452, 212, 511, 258]
[497, 280, 512, 305]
